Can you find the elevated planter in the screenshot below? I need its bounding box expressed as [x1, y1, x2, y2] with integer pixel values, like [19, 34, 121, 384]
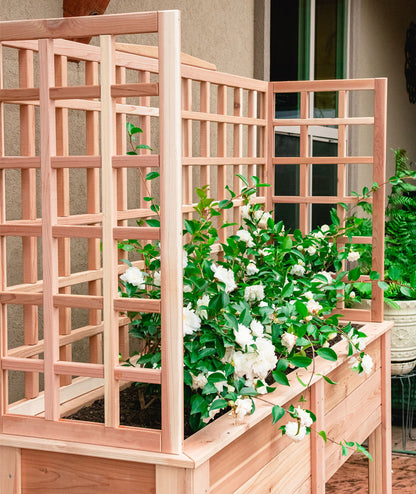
[1, 322, 392, 493]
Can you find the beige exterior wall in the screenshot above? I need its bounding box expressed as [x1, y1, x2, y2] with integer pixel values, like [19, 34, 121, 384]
[349, 0, 416, 189]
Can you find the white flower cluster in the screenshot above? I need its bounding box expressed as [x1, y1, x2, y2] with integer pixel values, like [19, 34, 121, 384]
[281, 332, 297, 353]
[183, 304, 201, 336]
[244, 284, 265, 303]
[211, 264, 237, 293]
[285, 406, 313, 441]
[254, 210, 272, 229]
[196, 294, 210, 319]
[234, 396, 253, 423]
[349, 353, 373, 375]
[290, 260, 306, 277]
[306, 299, 323, 315]
[315, 270, 334, 285]
[246, 262, 259, 276]
[347, 250, 360, 262]
[120, 266, 146, 289]
[236, 229, 255, 247]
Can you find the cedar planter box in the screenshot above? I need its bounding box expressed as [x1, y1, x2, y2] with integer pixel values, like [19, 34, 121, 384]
[0, 10, 391, 494]
[1, 322, 392, 493]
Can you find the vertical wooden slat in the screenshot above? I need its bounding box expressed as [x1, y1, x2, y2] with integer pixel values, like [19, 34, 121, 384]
[200, 81, 210, 187]
[115, 65, 129, 361]
[183, 78, 192, 211]
[247, 90, 257, 181]
[233, 87, 243, 230]
[310, 380, 325, 494]
[369, 331, 392, 493]
[39, 39, 60, 420]
[371, 78, 387, 323]
[19, 49, 39, 398]
[100, 34, 119, 428]
[139, 70, 152, 209]
[336, 90, 347, 311]
[85, 60, 102, 365]
[0, 44, 7, 423]
[0, 446, 21, 494]
[159, 9, 183, 454]
[266, 84, 274, 213]
[217, 84, 227, 243]
[55, 54, 72, 387]
[299, 91, 309, 234]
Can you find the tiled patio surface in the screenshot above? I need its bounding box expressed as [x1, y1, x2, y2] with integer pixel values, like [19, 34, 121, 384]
[326, 426, 416, 492]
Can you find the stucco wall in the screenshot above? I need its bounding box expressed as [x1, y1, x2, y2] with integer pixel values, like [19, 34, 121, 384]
[349, 0, 416, 190]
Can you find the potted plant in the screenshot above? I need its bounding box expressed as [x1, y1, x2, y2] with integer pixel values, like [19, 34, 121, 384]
[346, 149, 416, 374]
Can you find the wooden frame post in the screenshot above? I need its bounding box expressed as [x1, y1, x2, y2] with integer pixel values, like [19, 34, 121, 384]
[159, 9, 183, 454]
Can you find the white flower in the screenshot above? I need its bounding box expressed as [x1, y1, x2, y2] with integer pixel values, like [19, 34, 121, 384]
[234, 397, 253, 423]
[120, 266, 146, 288]
[183, 250, 188, 269]
[246, 262, 259, 276]
[183, 284, 193, 293]
[321, 224, 330, 233]
[285, 421, 307, 441]
[281, 332, 297, 353]
[196, 294, 210, 319]
[306, 246, 316, 256]
[211, 264, 237, 293]
[347, 250, 360, 262]
[244, 285, 265, 303]
[252, 337, 278, 379]
[304, 291, 314, 300]
[307, 299, 323, 315]
[361, 354, 373, 375]
[349, 356, 359, 370]
[297, 245, 304, 252]
[236, 229, 255, 247]
[183, 304, 201, 336]
[234, 324, 254, 348]
[202, 407, 220, 424]
[153, 271, 161, 286]
[290, 264, 306, 277]
[294, 407, 313, 427]
[312, 231, 325, 240]
[191, 372, 208, 390]
[207, 371, 228, 393]
[259, 301, 269, 308]
[255, 211, 272, 229]
[241, 205, 251, 220]
[350, 290, 356, 299]
[305, 315, 313, 322]
[250, 319, 264, 337]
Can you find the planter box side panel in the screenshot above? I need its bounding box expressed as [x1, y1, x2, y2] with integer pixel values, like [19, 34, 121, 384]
[209, 392, 311, 494]
[20, 449, 156, 494]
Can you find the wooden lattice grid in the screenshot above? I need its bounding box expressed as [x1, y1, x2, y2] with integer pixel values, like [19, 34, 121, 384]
[0, 10, 386, 456]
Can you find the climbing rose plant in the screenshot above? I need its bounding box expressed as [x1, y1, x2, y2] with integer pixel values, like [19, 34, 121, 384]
[118, 174, 373, 453]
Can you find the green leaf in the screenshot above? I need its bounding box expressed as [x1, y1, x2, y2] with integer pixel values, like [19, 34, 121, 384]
[281, 282, 294, 298]
[130, 126, 143, 135]
[348, 267, 361, 282]
[272, 370, 290, 387]
[276, 359, 289, 372]
[190, 394, 207, 415]
[295, 301, 308, 318]
[330, 208, 340, 226]
[369, 271, 380, 281]
[378, 281, 390, 291]
[272, 405, 285, 424]
[316, 347, 338, 362]
[322, 375, 337, 385]
[356, 443, 373, 461]
[400, 286, 413, 298]
[289, 356, 312, 368]
[209, 399, 228, 410]
[135, 144, 152, 150]
[341, 443, 348, 456]
[207, 372, 227, 383]
[388, 265, 401, 281]
[236, 174, 249, 187]
[120, 258, 133, 267]
[146, 219, 160, 228]
[318, 430, 327, 443]
[145, 171, 160, 181]
[282, 236, 292, 251]
[296, 374, 307, 387]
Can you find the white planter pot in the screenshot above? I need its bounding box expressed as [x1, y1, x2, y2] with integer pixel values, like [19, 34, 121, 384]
[358, 299, 416, 375]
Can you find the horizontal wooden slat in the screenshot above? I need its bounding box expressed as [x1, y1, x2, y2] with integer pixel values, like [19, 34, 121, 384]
[114, 298, 161, 313]
[337, 236, 373, 245]
[112, 155, 159, 168]
[272, 79, 376, 92]
[0, 157, 41, 169]
[273, 117, 374, 127]
[49, 83, 159, 100]
[53, 226, 102, 238]
[182, 157, 266, 166]
[0, 11, 158, 41]
[1, 357, 44, 372]
[113, 226, 160, 240]
[114, 366, 161, 384]
[0, 292, 43, 305]
[182, 110, 266, 126]
[0, 88, 39, 101]
[272, 195, 372, 205]
[54, 361, 104, 378]
[337, 308, 372, 322]
[273, 156, 373, 165]
[53, 294, 103, 309]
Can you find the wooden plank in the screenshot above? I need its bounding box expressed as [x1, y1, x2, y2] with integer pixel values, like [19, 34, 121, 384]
[19, 48, 39, 399]
[156, 465, 186, 494]
[217, 84, 227, 243]
[0, 88, 39, 102]
[311, 379, 325, 494]
[138, 70, 152, 210]
[100, 34, 119, 429]
[371, 79, 387, 323]
[265, 83, 274, 211]
[113, 366, 161, 384]
[114, 297, 161, 313]
[247, 89, 257, 184]
[185, 461, 209, 494]
[272, 156, 373, 164]
[2, 414, 161, 452]
[115, 42, 217, 71]
[21, 450, 155, 494]
[54, 361, 104, 379]
[299, 91, 309, 233]
[233, 87, 243, 230]
[0, 157, 41, 169]
[159, 9, 183, 455]
[48, 82, 159, 100]
[183, 110, 266, 126]
[182, 78, 192, 209]
[182, 157, 265, 166]
[0, 12, 158, 41]
[39, 38, 60, 421]
[272, 79, 376, 92]
[1, 357, 44, 373]
[272, 195, 371, 205]
[0, 446, 21, 494]
[273, 117, 374, 126]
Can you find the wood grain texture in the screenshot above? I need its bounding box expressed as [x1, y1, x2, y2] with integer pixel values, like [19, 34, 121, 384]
[0, 446, 21, 494]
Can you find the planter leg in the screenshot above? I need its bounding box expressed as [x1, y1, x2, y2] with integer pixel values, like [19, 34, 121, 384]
[0, 446, 21, 494]
[186, 461, 209, 494]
